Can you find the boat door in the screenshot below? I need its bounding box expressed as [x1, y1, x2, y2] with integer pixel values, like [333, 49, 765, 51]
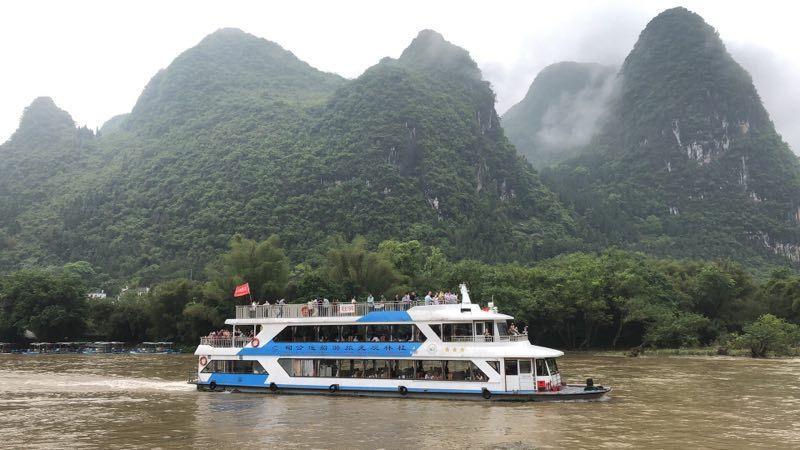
[518, 359, 534, 391]
[504, 359, 519, 391]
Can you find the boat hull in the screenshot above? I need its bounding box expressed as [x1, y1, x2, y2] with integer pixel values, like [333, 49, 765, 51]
[193, 382, 610, 402]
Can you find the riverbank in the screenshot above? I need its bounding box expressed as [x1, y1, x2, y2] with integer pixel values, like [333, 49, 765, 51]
[589, 346, 800, 358]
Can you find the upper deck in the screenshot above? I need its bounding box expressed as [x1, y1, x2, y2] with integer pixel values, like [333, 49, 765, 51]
[231, 301, 512, 324]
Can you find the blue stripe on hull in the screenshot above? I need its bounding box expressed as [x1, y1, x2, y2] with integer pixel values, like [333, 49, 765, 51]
[356, 311, 412, 322]
[238, 341, 421, 357]
[206, 373, 269, 387]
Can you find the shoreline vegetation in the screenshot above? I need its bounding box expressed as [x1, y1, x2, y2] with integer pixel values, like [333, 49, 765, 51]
[2, 235, 799, 358]
[588, 347, 800, 359]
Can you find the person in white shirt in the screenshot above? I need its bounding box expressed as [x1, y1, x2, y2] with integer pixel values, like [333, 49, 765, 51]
[424, 291, 433, 305]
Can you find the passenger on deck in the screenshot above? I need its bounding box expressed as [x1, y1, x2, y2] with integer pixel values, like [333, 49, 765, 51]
[367, 293, 375, 311]
[424, 291, 433, 305]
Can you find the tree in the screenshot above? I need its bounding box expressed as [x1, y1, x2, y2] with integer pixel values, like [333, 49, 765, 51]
[205, 234, 290, 302]
[736, 314, 800, 357]
[325, 236, 405, 298]
[0, 268, 87, 341]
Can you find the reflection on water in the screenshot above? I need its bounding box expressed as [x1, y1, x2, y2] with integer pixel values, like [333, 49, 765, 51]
[1, 353, 798, 448]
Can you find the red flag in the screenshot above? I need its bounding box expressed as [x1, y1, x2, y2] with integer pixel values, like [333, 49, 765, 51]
[233, 283, 250, 298]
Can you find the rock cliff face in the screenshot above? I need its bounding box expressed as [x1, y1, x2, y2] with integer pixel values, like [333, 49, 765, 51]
[545, 7, 800, 266]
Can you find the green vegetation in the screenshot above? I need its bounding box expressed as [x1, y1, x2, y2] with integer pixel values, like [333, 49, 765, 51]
[3, 237, 799, 357]
[541, 7, 800, 269]
[502, 62, 616, 168]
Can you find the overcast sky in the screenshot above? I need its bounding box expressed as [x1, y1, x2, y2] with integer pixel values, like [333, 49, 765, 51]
[2, 0, 799, 151]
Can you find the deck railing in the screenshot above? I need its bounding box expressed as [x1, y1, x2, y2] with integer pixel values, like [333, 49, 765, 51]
[235, 301, 435, 319]
[448, 334, 529, 343]
[199, 336, 251, 348]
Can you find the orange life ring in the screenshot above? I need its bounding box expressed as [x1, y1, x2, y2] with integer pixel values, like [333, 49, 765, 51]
[251, 337, 260, 347]
[199, 356, 208, 366]
[300, 306, 310, 317]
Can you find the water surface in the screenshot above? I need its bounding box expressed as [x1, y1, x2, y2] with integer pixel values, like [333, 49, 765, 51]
[1, 353, 798, 448]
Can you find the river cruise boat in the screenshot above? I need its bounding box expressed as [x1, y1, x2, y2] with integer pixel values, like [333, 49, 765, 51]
[193, 285, 610, 401]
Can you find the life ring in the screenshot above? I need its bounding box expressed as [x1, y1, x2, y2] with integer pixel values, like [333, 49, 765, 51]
[251, 337, 260, 347]
[269, 382, 278, 392]
[199, 356, 208, 366]
[329, 384, 339, 393]
[300, 306, 310, 317]
[209, 381, 217, 391]
[482, 388, 492, 400]
[398, 385, 409, 396]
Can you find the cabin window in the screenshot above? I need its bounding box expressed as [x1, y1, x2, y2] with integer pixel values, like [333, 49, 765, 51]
[535, 358, 548, 377]
[397, 360, 415, 379]
[418, 360, 444, 380]
[545, 358, 559, 375]
[496, 322, 508, 337]
[430, 324, 442, 339]
[274, 327, 293, 342]
[294, 326, 317, 342]
[336, 359, 364, 377]
[202, 360, 267, 374]
[319, 325, 340, 342]
[518, 359, 532, 374]
[341, 325, 365, 342]
[318, 359, 338, 377]
[504, 359, 518, 376]
[453, 322, 473, 337]
[365, 359, 390, 378]
[367, 325, 391, 342]
[487, 360, 500, 374]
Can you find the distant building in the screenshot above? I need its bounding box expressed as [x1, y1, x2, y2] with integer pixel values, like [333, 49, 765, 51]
[118, 286, 151, 299]
[87, 290, 107, 299]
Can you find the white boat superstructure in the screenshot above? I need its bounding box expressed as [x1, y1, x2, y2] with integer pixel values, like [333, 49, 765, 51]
[193, 284, 610, 401]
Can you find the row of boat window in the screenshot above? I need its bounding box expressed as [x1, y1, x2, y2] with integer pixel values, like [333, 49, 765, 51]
[278, 358, 495, 381]
[201, 360, 267, 374]
[274, 325, 424, 342]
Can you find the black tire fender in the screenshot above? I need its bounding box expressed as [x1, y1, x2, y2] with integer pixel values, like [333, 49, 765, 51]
[398, 385, 409, 396]
[208, 381, 217, 391]
[269, 382, 278, 392]
[482, 387, 492, 399]
[329, 384, 339, 393]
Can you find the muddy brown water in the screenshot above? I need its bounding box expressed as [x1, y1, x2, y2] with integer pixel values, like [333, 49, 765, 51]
[1, 353, 798, 448]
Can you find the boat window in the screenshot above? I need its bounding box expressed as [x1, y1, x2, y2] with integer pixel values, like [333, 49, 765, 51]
[393, 325, 411, 341]
[365, 360, 390, 378]
[496, 322, 508, 337]
[336, 359, 364, 377]
[274, 326, 293, 342]
[341, 325, 365, 342]
[430, 324, 442, 339]
[487, 360, 500, 374]
[318, 359, 338, 377]
[535, 358, 548, 377]
[397, 360, 415, 379]
[475, 321, 493, 337]
[279, 358, 293, 375]
[453, 322, 473, 337]
[367, 325, 391, 342]
[203, 360, 267, 374]
[294, 326, 317, 342]
[545, 358, 559, 375]
[446, 361, 490, 382]
[504, 359, 518, 376]
[442, 324, 453, 341]
[412, 326, 425, 342]
[319, 326, 341, 342]
[518, 359, 532, 374]
[418, 360, 443, 380]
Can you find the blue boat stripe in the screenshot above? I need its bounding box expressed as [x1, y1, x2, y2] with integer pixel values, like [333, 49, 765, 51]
[238, 340, 420, 357]
[356, 311, 412, 322]
[205, 373, 269, 387]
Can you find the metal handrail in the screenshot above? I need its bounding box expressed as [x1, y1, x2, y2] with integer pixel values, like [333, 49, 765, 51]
[235, 301, 428, 319]
[199, 336, 251, 347]
[447, 334, 529, 343]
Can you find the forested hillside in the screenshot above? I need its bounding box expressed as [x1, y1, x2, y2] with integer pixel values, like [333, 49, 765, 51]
[0, 29, 578, 284]
[542, 7, 800, 269]
[502, 62, 616, 168]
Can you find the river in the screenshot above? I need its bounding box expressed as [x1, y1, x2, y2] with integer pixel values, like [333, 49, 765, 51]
[1, 353, 798, 448]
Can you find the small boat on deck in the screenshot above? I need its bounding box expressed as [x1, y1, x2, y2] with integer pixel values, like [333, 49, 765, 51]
[191, 284, 611, 401]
